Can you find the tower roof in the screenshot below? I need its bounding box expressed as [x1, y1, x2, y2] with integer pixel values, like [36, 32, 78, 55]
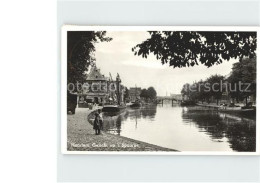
[86, 66, 108, 81]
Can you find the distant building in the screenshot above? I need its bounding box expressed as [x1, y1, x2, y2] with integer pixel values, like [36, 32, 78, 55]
[129, 87, 141, 101]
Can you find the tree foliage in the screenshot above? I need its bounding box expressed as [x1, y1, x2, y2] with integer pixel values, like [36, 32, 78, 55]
[67, 31, 112, 85]
[140, 87, 157, 100]
[228, 57, 256, 102]
[132, 31, 257, 68]
[147, 87, 157, 99]
[206, 75, 225, 105]
[181, 57, 256, 105]
[181, 75, 225, 104]
[140, 89, 148, 99]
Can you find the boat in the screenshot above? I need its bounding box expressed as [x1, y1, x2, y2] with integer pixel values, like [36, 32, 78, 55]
[102, 104, 126, 113]
[102, 73, 126, 115]
[218, 105, 255, 115]
[180, 100, 196, 106]
[130, 100, 142, 108]
[126, 102, 133, 107]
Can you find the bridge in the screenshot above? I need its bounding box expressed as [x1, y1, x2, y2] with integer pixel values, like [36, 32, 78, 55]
[156, 95, 182, 106]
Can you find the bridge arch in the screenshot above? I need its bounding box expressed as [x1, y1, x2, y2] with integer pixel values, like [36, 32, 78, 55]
[156, 96, 181, 106]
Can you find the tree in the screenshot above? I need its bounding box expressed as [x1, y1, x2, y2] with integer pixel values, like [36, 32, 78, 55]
[140, 87, 157, 101]
[196, 80, 210, 103]
[181, 82, 201, 102]
[147, 87, 157, 100]
[181, 75, 225, 104]
[140, 89, 148, 100]
[67, 31, 112, 89]
[181, 83, 189, 97]
[181, 83, 193, 101]
[132, 31, 256, 68]
[228, 57, 256, 104]
[206, 74, 225, 105]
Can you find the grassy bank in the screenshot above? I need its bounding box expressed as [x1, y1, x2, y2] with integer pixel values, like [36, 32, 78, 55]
[67, 108, 178, 152]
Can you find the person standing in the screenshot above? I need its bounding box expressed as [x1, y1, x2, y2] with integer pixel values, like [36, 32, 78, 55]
[98, 109, 103, 130]
[93, 113, 100, 135]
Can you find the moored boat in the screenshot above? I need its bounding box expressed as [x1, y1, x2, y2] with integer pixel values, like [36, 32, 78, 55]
[126, 102, 133, 107]
[102, 104, 126, 113]
[218, 106, 255, 115]
[180, 100, 196, 106]
[130, 101, 142, 108]
[102, 73, 127, 115]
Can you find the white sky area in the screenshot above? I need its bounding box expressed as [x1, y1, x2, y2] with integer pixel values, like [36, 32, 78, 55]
[95, 31, 239, 96]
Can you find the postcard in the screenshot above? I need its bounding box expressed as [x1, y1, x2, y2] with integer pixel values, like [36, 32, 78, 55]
[61, 26, 259, 155]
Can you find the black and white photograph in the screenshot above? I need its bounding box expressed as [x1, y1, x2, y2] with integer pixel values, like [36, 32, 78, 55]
[62, 26, 259, 154]
[3, 0, 260, 182]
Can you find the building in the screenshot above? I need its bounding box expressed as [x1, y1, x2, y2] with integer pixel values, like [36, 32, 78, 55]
[129, 87, 141, 102]
[78, 66, 109, 107]
[78, 65, 125, 107]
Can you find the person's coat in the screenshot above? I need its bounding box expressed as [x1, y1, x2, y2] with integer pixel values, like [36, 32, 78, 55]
[93, 116, 100, 130]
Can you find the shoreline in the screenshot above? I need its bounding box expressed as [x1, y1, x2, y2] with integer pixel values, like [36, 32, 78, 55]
[67, 107, 178, 152]
[196, 103, 220, 109]
[196, 103, 256, 120]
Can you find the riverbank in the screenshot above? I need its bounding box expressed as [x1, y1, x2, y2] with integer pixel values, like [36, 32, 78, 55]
[67, 107, 178, 151]
[196, 103, 220, 109]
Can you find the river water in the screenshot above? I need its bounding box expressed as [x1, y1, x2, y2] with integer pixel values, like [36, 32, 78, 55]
[102, 103, 256, 152]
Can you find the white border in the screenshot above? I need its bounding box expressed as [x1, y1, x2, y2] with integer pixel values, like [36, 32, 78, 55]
[61, 25, 260, 155]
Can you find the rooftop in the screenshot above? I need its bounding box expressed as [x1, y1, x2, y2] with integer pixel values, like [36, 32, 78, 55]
[86, 66, 108, 81]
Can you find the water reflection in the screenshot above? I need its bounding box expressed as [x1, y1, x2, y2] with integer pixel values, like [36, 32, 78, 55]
[102, 104, 256, 152]
[103, 105, 157, 134]
[182, 107, 256, 152]
[103, 111, 127, 135]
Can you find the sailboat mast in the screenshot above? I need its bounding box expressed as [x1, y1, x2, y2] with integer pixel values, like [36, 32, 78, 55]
[135, 84, 137, 100]
[116, 73, 121, 105]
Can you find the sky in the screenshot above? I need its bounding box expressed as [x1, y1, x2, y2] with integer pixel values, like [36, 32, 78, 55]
[94, 31, 239, 96]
